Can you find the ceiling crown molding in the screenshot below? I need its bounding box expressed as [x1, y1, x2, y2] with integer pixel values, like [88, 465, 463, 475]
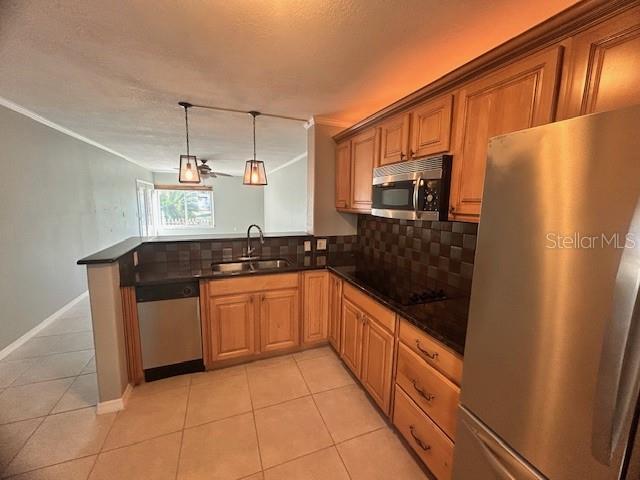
[305, 115, 352, 130]
[0, 96, 148, 170]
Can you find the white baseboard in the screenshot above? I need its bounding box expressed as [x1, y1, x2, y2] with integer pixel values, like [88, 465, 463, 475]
[96, 383, 133, 415]
[0, 291, 89, 361]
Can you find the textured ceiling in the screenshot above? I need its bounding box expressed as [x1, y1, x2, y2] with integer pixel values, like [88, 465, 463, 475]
[0, 0, 579, 174]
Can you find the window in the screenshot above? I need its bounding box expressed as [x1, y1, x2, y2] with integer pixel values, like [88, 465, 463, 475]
[155, 189, 214, 228]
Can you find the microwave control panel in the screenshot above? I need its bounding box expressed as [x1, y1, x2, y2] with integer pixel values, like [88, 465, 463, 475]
[422, 179, 441, 212]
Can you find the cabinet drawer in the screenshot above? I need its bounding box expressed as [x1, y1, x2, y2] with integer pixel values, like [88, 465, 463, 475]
[343, 283, 396, 333]
[394, 385, 454, 480]
[396, 342, 459, 440]
[208, 273, 299, 296]
[399, 319, 463, 385]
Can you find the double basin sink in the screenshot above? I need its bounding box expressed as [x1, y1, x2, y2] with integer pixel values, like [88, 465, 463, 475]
[211, 258, 291, 275]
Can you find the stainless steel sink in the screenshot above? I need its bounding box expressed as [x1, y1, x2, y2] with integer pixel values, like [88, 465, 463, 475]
[211, 258, 291, 274]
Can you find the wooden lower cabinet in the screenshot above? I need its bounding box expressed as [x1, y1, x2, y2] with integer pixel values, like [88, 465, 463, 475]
[340, 298, 363, 377]
[394, 385, 455, 480]
[209, 293, 256, 362]
[259, 289, 299, 353]
[302, 271, 329, 345]
[396, 342, 460, 440]
[360, 315, 394, 414]
[206, 273, 300, 364]
[328, 274, 343, 350]
[340, 285, 396, 415]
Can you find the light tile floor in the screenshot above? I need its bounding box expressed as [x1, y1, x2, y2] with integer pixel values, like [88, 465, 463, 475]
[0, 298, 428, 479]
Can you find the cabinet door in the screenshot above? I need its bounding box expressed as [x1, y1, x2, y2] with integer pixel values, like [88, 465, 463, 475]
[559, 5, 640, 119]
[328, 275, 343, 350]
[210, 293, 256, 361]
[302, 271, 329, 345]
[379, 113, 411, 166]
[335, 140, 352, 209]
[361, 316, 394, 414]
[340, 298, 363, 377]
[350, 128, 379, 211]
[409, 94, 453, 159]
[450, 47, 562, 222]
[259, 288, 300, 353]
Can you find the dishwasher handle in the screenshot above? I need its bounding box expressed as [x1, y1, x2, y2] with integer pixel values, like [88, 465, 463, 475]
[135, 281, 200, 303]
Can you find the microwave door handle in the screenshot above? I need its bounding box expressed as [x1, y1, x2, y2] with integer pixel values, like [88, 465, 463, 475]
[592, 197, 640, 465]
[413, 174, 422, 215]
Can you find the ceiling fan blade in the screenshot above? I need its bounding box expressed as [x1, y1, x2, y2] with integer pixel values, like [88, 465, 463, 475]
[212, 171, 233, 177]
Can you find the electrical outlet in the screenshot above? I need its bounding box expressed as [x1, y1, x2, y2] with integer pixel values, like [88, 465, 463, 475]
[317, 238, 327, 250]
[133, 251, 139, 267]
[304, 240, 311, 252]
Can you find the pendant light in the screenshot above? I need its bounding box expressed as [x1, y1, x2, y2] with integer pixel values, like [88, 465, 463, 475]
[177, 101, 201, 184]
[243, 111, 267, 186]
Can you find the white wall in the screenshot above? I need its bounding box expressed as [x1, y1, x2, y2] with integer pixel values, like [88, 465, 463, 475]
[264, 156, 308, 233]
[152, 172, 265, 235]
[0, 104, 152, 351]
[307, 123, 358, 235]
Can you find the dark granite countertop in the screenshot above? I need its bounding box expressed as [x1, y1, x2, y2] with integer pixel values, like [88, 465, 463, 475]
[129, 252, 468, 355]
[77, 232, 312, 265]
[128, 252, 356, 286]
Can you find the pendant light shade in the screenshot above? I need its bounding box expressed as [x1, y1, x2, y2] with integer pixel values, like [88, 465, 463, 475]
[243, 111, 268, 186]
[243, 160, 267, 185]
[178, 102, 201, 184]
[179, 154, 200, 183]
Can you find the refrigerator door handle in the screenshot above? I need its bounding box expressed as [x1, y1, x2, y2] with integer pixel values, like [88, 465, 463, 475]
[592, 197, 640, 466]
[461, 410, 545, 480]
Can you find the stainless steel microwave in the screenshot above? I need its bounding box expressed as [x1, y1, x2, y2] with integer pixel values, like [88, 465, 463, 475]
[371, 155, 452, 221]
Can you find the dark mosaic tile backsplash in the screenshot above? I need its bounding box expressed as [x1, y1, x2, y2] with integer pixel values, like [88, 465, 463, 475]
[131, 216, 477, 292]
[136, 235, 358, 264]
[356, 215, 478, 293]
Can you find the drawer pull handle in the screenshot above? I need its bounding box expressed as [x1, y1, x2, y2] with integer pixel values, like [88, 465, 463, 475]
[415, 340, 439, 360]
[411, 379, 435, 402]
[409, 425, 431, 451]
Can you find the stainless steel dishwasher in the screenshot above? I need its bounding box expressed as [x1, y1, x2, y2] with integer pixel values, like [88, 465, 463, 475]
[136, 281, 204, 382]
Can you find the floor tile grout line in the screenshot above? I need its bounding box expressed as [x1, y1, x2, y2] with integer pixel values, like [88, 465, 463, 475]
[4, 347, 96, 365]
[174, 373, 193, 480]
[1, 452, 98, 480]
[261, 444, 343, 475]
[245, 364, 266, 474]
[0, 415, 46, 478]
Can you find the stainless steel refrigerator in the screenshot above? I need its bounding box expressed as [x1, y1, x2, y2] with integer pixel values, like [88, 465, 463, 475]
[452, 105, 640, 480]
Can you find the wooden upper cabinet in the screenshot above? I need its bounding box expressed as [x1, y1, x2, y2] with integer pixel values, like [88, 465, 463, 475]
[379, 113, 411, 166]
[559, 5, 640, 119]
[449, 47, 562, 222]
[209, 293, 256, 361]
[335, 140, 352, 209]
[409, 94, 454, 159]
[259, 289, 299, 353]
[350, 128, 379, 212]
[328, 274, 343, 350]
[302, 271, 329, 345]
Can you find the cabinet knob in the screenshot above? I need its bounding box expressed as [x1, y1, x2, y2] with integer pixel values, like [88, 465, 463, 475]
[409, 150, 415, 158]
[400, 152, 406, 160]
[449, 205, 456, 214]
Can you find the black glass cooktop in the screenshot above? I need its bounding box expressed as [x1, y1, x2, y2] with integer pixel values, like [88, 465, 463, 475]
[334, 261, 451, 307]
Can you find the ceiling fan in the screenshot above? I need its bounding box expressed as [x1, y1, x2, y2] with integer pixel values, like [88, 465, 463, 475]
[173, 159, 232, 178]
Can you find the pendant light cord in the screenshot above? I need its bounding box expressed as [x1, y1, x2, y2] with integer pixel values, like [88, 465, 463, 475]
[252, 113, 256, 161]
[184, 105, 190, 157]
